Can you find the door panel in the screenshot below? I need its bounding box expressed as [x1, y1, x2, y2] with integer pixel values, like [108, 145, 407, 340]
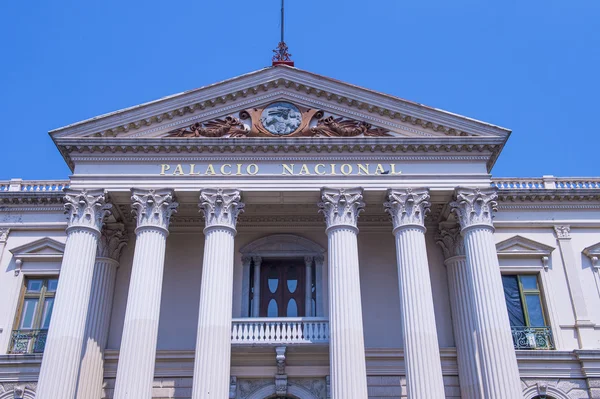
[260, 258, 305, 317]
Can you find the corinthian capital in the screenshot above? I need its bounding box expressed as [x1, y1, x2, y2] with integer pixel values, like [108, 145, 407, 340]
[131, 188, 178, 233]
[318, 187, 365, 231]
[0, 228, 10, 243]
[64, 189, 112, 233]
[384, 188, 430, 232]
[450, 187, 498, 231]
[199, 188, 244, 231]
[97, 223, 129, 262]
[435, 224, 465, 259]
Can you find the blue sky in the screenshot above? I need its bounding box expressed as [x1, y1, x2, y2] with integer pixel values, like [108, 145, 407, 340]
[1, 0, 598, 179]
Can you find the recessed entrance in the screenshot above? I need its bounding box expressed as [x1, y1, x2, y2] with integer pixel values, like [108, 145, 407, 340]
[258, 258, 313, 317]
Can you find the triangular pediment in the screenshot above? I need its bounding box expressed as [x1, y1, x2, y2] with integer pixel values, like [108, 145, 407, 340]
[10, 237, 65, 260]
[50, 66, 510, 140]
[583, 242, 600, 258]
[496, 235, 555, 257]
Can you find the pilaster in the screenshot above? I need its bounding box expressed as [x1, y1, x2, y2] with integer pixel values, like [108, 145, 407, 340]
[554, 225, 596, 348]
[113, 189, 177, 399]
[191, 188, 244, 399]
[76, 223, 128, 399]
[450, 187, 522, 399]
[384, 188, 445, 398]
[318, 187, 368, 399]
[0, 228, 10, 264]
[36, 189, 112, 399]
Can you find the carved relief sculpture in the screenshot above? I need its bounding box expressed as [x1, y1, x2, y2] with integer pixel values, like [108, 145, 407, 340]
[167, 102, 392, 138]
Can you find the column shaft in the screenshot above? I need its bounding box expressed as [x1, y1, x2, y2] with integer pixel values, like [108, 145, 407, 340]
[328, 227, 369, 398]
[446, 256, 482, 399]
[252, 257, 261, 317]
[451, 187, 522, 398]
[76, 258, 119, 399]
[113, 188, 177, 399]
[36, 189, 111, 399]
[191, 227, 235, 398]
[463, 226, 522, 398]
[113, 230, 167, 399]
[191, 188, 244, 399]
[319, 187, 369, 399]
[36, 229, 99, 399]
[305, 257, 313, 317]
[394, 227, 446, 398]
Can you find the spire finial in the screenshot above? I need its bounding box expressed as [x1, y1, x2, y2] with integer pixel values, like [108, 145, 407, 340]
[272, 0, 294, 66]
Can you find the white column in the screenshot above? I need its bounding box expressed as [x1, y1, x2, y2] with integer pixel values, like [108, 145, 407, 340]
[36, 189, 112, 399]
[191, 188, 244, 399]
[450, 187, 522, 398]
[384, 188, 445, 399]
[319, 187, 368, 399]
[305, 256, 313, 317]
[76, 224, 128, 399]
[113, 189, 178, 399]
[437, 224, 482, 399]
[315, 255, 325, 317]
[252, 256, 262, 317]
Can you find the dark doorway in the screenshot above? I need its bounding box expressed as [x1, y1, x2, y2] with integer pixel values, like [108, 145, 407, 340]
[259, 258, 306, 317]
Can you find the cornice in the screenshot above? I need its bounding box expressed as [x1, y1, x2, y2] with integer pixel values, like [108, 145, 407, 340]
[55, 136, 504, 172]
[497, 189, 600, 203]
[0, 192, 65, 206]
[49, 66, 510, 141]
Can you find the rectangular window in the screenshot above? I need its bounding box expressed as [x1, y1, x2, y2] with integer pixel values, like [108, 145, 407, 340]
[10, 277, 57, 354]
[501, 274, 554, 349]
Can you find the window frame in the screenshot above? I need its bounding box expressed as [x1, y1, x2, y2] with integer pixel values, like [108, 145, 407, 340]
[12, 276, 57, 333]
[516, 274, 548, 327]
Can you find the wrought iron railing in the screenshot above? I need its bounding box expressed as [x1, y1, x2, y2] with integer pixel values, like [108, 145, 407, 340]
[231, 317, 329, 345]
[511, 326, 555, 350]
[9, 329, 48, 354]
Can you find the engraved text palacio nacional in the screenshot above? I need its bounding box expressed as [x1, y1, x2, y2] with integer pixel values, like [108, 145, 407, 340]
[0, 66, 599, 399]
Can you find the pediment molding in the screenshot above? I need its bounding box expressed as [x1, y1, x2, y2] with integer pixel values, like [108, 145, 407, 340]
[583, 242, 600, 268]
[10, 237, 65, 259]
[9, 237, 65, 275]
[239, 234, 324, 257]
[496, 235, 555, 259]
[50, 66, 510, 141]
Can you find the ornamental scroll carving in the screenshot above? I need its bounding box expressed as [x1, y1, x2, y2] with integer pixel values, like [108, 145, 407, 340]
[97, 223, 128, 261]
[199, 188, 245, 230]
[318, 187, 365, 230]
[167, 104, 392, 138]
[450, 187, 498, 231]
[384, 188, 430, 231]
[64, 189, 112, 233]
[131, 188, 178, 232]
[436, 225, 465, 259]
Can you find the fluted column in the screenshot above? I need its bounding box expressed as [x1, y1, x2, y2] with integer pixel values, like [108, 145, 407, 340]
[450, 187, 522, 398]
[436, 224, 482, 399]
[252, 256, 262, 317]
[318, 187, 368, 399]
[36, 190, 112, 399]
[113, 189, 178, 399]
[76, 224, 128, 399]
[191, 189, 244, 399]
[384, 188, 445, 398]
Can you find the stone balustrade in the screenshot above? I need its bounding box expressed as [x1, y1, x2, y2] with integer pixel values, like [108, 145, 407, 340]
[231, 317, 329, 345]
[0, 179, 70, 192]
[492, 176, 600, 190]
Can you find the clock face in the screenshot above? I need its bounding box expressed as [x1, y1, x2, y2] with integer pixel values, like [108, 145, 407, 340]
[260, 102, 302, 135]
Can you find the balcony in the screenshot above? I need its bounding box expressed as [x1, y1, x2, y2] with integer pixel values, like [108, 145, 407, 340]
[511, 326, 555, 350]
[9, 329, 48, 354]
[231, 317, 329, 345]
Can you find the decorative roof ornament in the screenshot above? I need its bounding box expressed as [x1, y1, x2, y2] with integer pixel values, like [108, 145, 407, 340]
[272, 0, 294, 67]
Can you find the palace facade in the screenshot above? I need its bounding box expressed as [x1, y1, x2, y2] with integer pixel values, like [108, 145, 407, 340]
[0, 65, 599, 399]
